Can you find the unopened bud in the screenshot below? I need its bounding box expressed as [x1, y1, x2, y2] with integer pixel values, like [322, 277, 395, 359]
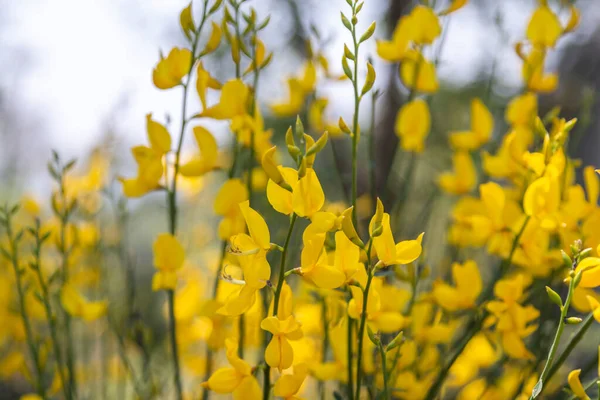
[341, 207, 364, 248]
[545, 286, 563, 308]
[565, 317, 583, 325]
[386, 331, 404, 351]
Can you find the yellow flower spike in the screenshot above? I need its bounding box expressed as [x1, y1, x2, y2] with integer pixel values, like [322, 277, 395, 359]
[449, 98, 494, 150]
[409, 5, 442, 44]
[146, 114, 172, 155]
[200, 21, 222, 56]
[152, 233, 185, 291]
[152, 47, 193, 90]
[400, 50, 439, 93]
[60, 283, 108, 321]
[439, 0, 468, 16]
[300, 232, 346, 289]
[526, 3, 562, 48]
[567, 369, 590, 400]
[201, 79, 249, 120]
[179, 126, 218, 177]
[196, 62, 221, 111]
[179, 2, 195, 39]
[292, 168, 325, 218]
[202, 338, 261, 398]
[564, 5, 580, 34]
[438, 151, 477, 195]
[432, 260, 482, 311]
[395, 99, 431, 153]
[273, 363, 308, 400]
[261, 316, 303, 371]
[267, 167, 298, 215]
[236, 200, 271, 251]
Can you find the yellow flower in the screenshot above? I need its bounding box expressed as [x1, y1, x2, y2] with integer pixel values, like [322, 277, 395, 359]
[230, 200, 271, 253]
[152, 233, 185, 291]
[432, 260, 482, 311]
[270, 63, 316, 117]
[261, 316, 303, 371]
[219, 202, 271, 316]
[440, 0, 468, 16]
[438, 151, 477, 195]
[523, 175, 561, 230]
[60, 282, 107, 321]
[334, 231, 361, 282]
[574, 249, 600, 289]
[522, 48, 558, 93]
[20, 395, 43, 400]
[395, 99, 431, 153]
[400, 50, 439, 93]
[292, 168, 325, 218]
[376, 15, 413, 62]
[506, 92, 537, 128]
[120, 114, 173, 197]
[369, 210, 424, 268]
[526, 2, 562, 48]
[152, 47, 192, 89]
[196, 62, 221, 111]
[266, 167, 298, 215]
[449, 98, 493, 150]
[179, 126, 218, 176]
[214, 179, 248, 240]
[201, 338, 261, 399]
[273, 363, 308, 400]
[567, 369, 590, 400]
[299, 232, 346, 289]
[409, 5, 441, 44]
[201, 79, 249, 120]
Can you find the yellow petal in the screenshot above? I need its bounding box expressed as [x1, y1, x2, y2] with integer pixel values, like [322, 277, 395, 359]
[146, 114, 171, 155]
[233, 376, 262, 400]
[239, 200, 270, 250]
[202, 79, 249, 120]
[439, 0, 468, 16]
[292, 168, 325, 218]
[201, 21, 222, 55]
[568, 369, 590, 400]
[214, 179, 248, 216]
[267, 167, 297, 215]
[395, 232, 424, 264]
[153, 233, 185, 271]
[152, 48, 192, 90]
[526, 5, 562, 48]
[395, 99, 430, 153]
[205, 367, 242, 393]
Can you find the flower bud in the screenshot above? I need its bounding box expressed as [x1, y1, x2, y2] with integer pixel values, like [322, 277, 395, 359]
[341, 207, 364, 248]
[545, 286, 563, 308]
[261, 147, 286, 187]
[366, 325, 380, 346]
[361, 62, 375, 95]
[386, 330, 404, 351]
[565, 317, 583, 325]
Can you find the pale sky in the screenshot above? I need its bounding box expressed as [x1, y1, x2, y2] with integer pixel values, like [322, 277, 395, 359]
[1, 0, 594, 176]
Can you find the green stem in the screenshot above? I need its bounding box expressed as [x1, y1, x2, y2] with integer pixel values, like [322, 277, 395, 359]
[368, 91, 378, 215]
[355, 269, 374, 400]
[319, 297, 329, 400]
[378, 343, 389, 400]
[263, 213, 297, 400]
[5, 218, 45, 398]
[425, 216, 530, 398]
[165, 8, 210, 399]
[531, 277, 577, 399]
[346, 314, 354, 400]
[350, 4, 361, 228]
[31, 224, 70, 400]
[546, 311, 594, 385]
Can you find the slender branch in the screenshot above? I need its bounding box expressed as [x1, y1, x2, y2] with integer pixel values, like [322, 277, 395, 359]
[355, 240, 374, 400]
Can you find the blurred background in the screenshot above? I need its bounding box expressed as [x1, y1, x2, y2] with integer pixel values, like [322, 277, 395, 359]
[1, 0, 599, 397]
